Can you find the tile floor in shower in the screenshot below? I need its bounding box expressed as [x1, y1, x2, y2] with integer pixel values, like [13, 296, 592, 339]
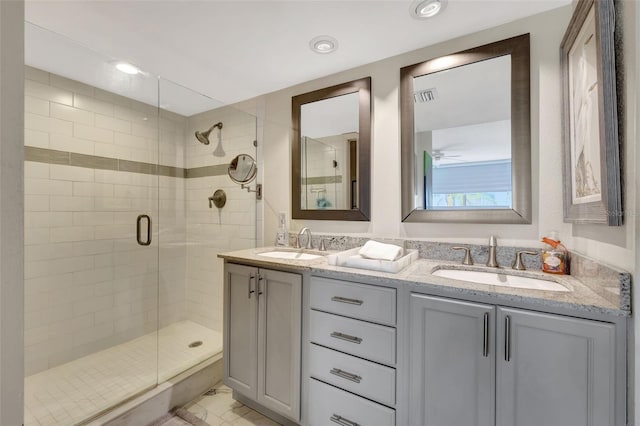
[24, 320, 222, 426]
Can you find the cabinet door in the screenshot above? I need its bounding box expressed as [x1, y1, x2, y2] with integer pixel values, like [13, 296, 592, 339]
[223, 263, 258, 398]
[409, 294, 495, 426]
[496, 307, 615, 426]
[257, 268, 302, 421]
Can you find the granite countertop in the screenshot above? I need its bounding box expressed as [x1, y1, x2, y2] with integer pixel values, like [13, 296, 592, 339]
[219, 246, 630, 318]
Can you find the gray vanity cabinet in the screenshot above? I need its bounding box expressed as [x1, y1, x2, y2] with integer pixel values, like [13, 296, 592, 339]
[409, 294, 617, 426]
[409, 294, 495, 426]
[223, 263, 302, 422]
[496, 307, 615, 426]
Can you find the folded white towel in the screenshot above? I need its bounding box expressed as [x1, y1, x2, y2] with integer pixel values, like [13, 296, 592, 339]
[358, 240, 403, 261]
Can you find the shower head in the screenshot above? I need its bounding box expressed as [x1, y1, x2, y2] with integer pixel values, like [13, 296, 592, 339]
[195, 122, 223, 145]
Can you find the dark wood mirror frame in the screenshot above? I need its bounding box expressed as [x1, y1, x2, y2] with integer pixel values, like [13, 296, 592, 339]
[400, 34, 532, 224]
[292, 77, 371, 221]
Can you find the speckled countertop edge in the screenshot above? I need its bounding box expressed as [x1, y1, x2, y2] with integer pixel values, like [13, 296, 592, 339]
[219, 247, 630, 318]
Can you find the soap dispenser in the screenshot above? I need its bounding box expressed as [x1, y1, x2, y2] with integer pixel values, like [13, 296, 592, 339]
[541, 231, 569, 275]
[275, 212, 288, 247]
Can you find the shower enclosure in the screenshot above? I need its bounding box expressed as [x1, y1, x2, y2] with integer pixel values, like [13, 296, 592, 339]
[23, 23, 257, 425]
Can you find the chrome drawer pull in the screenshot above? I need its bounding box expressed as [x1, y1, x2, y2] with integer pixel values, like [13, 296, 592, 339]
[330, 414, 360, 426]
[331, 296, 363, 306]
[330, 331, 362, 344]
[330, 368, 362, 383]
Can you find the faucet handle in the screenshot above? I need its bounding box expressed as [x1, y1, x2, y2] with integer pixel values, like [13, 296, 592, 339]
[319, 239, 327, 251]
[452, 246, 473, 265]
[512, 250, 538, 271]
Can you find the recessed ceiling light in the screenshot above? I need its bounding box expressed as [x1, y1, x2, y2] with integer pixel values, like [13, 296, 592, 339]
[115, 62, 141, 75]
[309, 35, 338, 54]
[410, 0, 447, 19]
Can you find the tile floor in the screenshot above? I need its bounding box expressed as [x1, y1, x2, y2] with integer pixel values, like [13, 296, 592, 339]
[25, 321, 222, 426]
[184, 383, 281, 426]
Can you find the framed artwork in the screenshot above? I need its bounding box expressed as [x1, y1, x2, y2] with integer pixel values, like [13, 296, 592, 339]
[560, 0, 621, 225]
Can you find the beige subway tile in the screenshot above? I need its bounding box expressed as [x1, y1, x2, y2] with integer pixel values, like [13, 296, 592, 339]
[25, 79, 73, 105]
[50, 164, 94, 182]
[73, 94, 114, 116]
[94, 224, 133, 240]
[50, 74, 95, 97]
[25, 96, 50, 116]
[25, 66, 50, 84]
[26, 113, 73, 136]
[74, 123, 113, 144]
[96, 114, 131, 134]
[25, 195, 49, 212]
[114, 104, 156, 124]
[132, 122, 158, 139]
[24, 162, 50, 179]
[50, 196, 94, 212]
[24, 129, 49, 149]
[72, 211, 114, 226]
[50, 103, 95, 126]
[93, 142, 119, 159]
[93, 197, 132, 212]
[50, 226, 94, 242]
[94, 88, 133, 108]
[25, 178, 72, 196]
[49, 134, 95, 155]
[25, 212, 73, 228]
[72, 182, 114, 197]
[25, 228, 50, 245]
[72, 240, 114, 256]
[114, 132, 147, 149]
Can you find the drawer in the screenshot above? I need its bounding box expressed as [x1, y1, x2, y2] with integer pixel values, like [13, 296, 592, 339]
[309, 310, 396, 365]
[311, 276, 396, 325]
[308, 378, 395, 426]
[309, 343, 396, 406]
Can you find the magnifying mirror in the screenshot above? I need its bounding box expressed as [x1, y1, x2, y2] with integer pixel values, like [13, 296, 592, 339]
[228, 154, 257, 184]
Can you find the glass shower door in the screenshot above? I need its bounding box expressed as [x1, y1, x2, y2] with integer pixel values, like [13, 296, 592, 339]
[23, 22, 161, 425]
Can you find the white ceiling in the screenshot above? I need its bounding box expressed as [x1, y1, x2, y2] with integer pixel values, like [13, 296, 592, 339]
[25, 0, 570, 116]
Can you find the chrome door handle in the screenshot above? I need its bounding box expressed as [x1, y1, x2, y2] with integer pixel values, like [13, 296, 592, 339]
[257, 275, 264, 296]
[248, 274, 255, 299]
[330, 414, 360, 426]
[505, 315, 511, 362]
[136, 215, 151, 246]
[330, 368, 362, 383]
[331, 296, 363, 306]
[483, 312, 489, 357]
[330, 331, 362, 344]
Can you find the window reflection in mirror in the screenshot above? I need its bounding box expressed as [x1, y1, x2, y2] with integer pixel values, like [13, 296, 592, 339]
[300, 92, 359, 210]
[414, 55, 512, 210]
[400, 34, 531, 224]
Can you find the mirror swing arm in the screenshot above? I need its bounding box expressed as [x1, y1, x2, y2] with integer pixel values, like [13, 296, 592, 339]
[291, 77, 372, 221]
[400, 34, 532, 224]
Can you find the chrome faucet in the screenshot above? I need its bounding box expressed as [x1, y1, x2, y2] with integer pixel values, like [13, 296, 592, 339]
[486, 235, 499, 268]
[298, 227, 313, 249]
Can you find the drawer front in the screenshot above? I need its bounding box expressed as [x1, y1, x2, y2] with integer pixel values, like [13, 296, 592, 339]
[311, 277, 396, 325]
[308, 378, 395, 426]
[309, 343, 396, 406]
[309, 310, 396, 365]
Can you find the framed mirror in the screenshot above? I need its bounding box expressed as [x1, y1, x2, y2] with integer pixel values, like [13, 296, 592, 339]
[292, 77, 371, 221]
[400, 34, 532, 224]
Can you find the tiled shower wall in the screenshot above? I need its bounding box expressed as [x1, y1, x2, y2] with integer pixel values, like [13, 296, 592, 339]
[184, 106, 257, 332]
[23, 66, 187, 375]
[23, 66, 257, 376]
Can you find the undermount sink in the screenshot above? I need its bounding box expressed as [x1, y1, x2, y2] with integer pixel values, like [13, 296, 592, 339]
[257, 250, 323, 260]
[432, 268, 570, 292]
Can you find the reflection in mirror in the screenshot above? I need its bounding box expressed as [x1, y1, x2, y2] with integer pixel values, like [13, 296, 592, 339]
[300, 92, 358, 210]
[401, 34, 531, 224]
[292, 77, 371, 221]
[415, 55, 512, 210]
[228, 154, 257, 184]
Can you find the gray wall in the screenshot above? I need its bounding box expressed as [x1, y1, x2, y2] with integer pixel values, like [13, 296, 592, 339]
[0, 0, 24, 424]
